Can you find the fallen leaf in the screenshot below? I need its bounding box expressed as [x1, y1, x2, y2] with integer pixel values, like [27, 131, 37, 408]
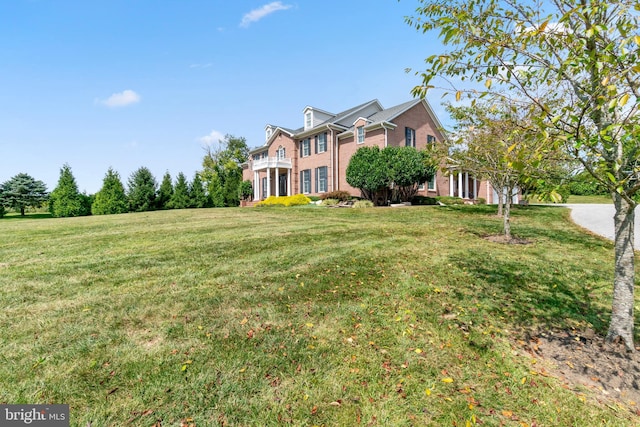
[441, 377, 454, 383]
[240, 317, 248, 325]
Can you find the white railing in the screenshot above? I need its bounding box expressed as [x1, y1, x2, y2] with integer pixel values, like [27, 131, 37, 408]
[252, 157, 292, 170]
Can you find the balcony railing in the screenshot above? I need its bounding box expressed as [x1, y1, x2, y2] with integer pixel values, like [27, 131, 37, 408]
[252, 157, 292, 170]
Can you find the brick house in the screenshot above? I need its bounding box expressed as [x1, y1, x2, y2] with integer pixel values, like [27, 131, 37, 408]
[242, 98, 510, 203]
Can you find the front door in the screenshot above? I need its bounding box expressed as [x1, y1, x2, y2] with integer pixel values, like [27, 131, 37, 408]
[279, 174, 287, 196]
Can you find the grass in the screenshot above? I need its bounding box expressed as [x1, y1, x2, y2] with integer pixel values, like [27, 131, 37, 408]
[565, 194, 613, 204]
[0, 205, 635, 426]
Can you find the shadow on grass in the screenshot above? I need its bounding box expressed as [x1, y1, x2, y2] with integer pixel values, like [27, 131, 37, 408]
[449, 251, 614, 336]
[1, 213, 53, 220]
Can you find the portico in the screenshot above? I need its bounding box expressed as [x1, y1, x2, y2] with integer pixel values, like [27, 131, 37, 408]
[251, 157, 293, 200]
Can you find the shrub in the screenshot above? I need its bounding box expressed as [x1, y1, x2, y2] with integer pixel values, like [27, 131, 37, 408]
[320, 190, 351, 201]
[435, 196, 466, 205]
[321, 199, 340, 206]
[239, 180, 253, 201]
[255, 194, 311, 207]
[352, 200, 374, 208]
[476, 197, 486, 205]
[410, 196, 438, 205]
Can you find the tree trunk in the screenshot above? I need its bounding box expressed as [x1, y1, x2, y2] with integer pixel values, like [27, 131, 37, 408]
[20, 206, 25, 216]
[497, 191, 503, 217]
[503, 190, 511, 239]
[606, 192, 636, 351]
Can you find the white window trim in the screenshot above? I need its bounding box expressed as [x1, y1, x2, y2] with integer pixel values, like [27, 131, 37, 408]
[357, 126, 365, 144]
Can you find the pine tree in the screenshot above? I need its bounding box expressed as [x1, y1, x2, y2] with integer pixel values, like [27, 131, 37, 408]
[127, 167, 157, 212]
[92, 168, 128, 215]
[158, 171, 174, 210]
[189, 173, 209, 208]
[169, 172, 190, 209]
[0, 173, 48, 216]
[49, 164, 83, 217]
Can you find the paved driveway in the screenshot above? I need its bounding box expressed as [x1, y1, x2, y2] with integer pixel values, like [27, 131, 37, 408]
[564, 203, 640, 243]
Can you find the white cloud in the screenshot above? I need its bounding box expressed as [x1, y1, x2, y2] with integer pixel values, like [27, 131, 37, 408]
[198, 129, 225, 147]
[99, 90, 141, 108]
[240, 2, 292, 28]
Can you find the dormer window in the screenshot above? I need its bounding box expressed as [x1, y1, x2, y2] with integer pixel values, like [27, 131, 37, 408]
[266, 127, 273, 141]
[305, 112, 312, 129]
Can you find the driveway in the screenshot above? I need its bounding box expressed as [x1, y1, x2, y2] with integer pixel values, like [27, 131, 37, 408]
[564, 203, 640, 243]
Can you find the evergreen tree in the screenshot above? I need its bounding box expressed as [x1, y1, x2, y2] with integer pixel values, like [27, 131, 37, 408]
[92, 168, 128, 215]
[49, 164, 83, 217]
[158, 171, 174, 209]
[127, 167, 157, 212]
[189, 173, 209, 208]
[0, 173, 48, 216]
[169, 172, 190, 209]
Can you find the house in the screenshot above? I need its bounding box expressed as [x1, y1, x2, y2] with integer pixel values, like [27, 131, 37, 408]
[242, 98, 509, 204]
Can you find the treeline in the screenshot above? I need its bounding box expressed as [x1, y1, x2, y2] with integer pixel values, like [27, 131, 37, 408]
[0, 134, 254, 218]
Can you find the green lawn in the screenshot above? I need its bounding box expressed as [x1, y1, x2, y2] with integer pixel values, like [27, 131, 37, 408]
[0, 206, 634, 426]
[565, 195, 613, 204]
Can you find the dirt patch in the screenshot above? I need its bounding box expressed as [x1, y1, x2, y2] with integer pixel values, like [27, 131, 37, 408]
[484, 234, 532, 245]
[522, 329, 640, 414]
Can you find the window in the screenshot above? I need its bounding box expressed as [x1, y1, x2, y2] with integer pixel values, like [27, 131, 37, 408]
[300, 139, 311, 157]
[262, 177, 268, 199]
[315, 166, 327, 193]
[277, 146, 286, 159]
[357, 126, 365, 143]
[300, 169, 311, 193]
[405, 127, 416, 147]
[305, 112, 312, 129]
[427, 134, 436, 144]
[262, 152, 268, 159]
[316, 133, 327, 153]
[253, 154, 260, 161]
[427, 174, 436, 191]
[266, 128, 273, 140]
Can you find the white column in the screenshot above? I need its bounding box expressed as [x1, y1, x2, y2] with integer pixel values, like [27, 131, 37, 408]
[266, 167, 271, 198]
[458, 171, 463, 198]
[254, 171, 259, 200]
[287, 169, 292, 196]
[449, 173, 454, 196]
[275, 167, 280, 197]
[464, 172, 469, 199]
[473, 177, 477, 200]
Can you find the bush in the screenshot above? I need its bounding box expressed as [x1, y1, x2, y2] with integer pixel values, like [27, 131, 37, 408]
[410, 196, 438, 205]
[435, 196, 465, 205]
[321, 199, 340, 206]
[255, 194, 312, 207]
[320, 191, 351, 201]
[239, 180, 253, 201]
[352, 200, 374, 208]
[476, 197, 486, 205]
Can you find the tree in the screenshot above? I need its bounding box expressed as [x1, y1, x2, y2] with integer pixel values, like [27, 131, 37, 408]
[407, 0, 640, 349]
[92, 168, 128, 215]
[346, 146, 435, 205]
[158, 171, 174, 210]
[169, 172, 190, 209]
[0, 173, 48, 216]
[127, 167, 157, 212]
[201, 135, 249, 207]
[189, 173, 209, 208]
[239, 180, 253, 201]
[447, 100, 569, 238]
[49, 164, 83, 218]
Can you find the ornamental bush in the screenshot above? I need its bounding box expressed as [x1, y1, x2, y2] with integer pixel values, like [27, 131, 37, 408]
[255, 194, 312, 207]
[352, 200, 374, 208]
[319, 190, 351, 201]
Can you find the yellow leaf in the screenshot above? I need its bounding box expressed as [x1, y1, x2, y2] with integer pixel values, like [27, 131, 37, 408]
[425, 388, 431, 396]
[415, 348, 423, 354]
[305, 323, 314, 328]
[485, 78, 492, 89]
[441, 377, 454, 383]
[620, 93, 630, 106]
[538, 21, 548, 32]
[634, 35, 640, 46]
[240, 317, 248, 325]
[507, 143, 517, 153]
[456, 91, 462, 102]
[601, 76, 609, 86]
[239, 367, 246, 373]
[521, 376, 527, 384]
[502, 410, 513, 417]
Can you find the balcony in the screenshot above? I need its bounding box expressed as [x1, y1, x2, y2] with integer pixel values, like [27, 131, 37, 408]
[252, 157, 292, 171]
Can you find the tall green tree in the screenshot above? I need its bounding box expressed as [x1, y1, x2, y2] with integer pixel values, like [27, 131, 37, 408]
[92, 168, 128, 215]
[201, 135, 249, 207]
[157, 171, 174, 210]
[127, 167, 157, 212]
[169, 172, 190, 209]
[407, 0, 640, 349]
[49, 164, 83, 218]
[0, 173, 48, 216]
[189, 173, 209, 208]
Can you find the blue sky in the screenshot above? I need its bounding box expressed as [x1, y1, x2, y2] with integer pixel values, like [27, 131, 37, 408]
[0, 1, 449, 193]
